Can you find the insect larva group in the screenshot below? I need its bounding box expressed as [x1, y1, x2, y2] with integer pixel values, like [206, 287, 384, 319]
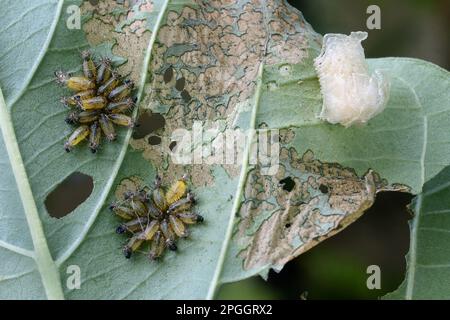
[55, 50, 136, 153]
[110, 175, 203, 261]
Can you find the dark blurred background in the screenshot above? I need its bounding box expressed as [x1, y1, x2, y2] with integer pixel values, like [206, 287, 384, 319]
[218, 0, 449, 299]
[46, 0, 449, 300]
[292, 0, 450, 68]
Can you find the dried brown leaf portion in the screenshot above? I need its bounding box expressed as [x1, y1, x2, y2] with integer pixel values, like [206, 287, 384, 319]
[235, 129, 409, 271]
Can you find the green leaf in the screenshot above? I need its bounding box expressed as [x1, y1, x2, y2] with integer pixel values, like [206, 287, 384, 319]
[58, 0, 322, 299]
[0, 83, 63, 299]
[220, 58, 450, 283]
[385, 165, 450, 299]
[0, 0, 169, 299]
[0, 0, 324, 299]
[118, 1, 321, 299]
[1, 0, 449, 300]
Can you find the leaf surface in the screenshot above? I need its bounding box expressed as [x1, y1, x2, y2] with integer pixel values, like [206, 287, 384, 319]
[0, 0, 169, 299]
[386, 165, 450, 299]
[0, 0, 449, 300]
[221, 57, 450, 283]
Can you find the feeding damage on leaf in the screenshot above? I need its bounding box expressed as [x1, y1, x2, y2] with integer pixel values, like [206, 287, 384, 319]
[79, 0, 401, 278]
[81, 0, 152, 83]
[233, 128, 410, 273]
[131, 0, 321, 186]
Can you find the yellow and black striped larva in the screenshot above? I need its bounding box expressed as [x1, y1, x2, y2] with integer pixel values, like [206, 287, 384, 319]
[54, 51, 136, 153]
[110, 175, 203, 261]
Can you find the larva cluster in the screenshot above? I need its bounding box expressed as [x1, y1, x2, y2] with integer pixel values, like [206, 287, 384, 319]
[314, 31, 390, 127]
[54, 51, 136, 153]
[110, 175, 203, 261]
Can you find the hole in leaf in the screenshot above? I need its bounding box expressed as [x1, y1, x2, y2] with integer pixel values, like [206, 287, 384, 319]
[45, 172, 94, 218]
[280, 177, 295, 192]
[265, 191, 412, 299]
[181, 90, 192, 102]
[133, 112, 165, 139]
[148, 135, 162, 145]
[319, 184, 329, 194]
[175, 77, 186, 91]
[218, 191, 413, 299]
[169, 141, 177, 151]
[163, 66, 174, 83]
[285, 223, 292, 228]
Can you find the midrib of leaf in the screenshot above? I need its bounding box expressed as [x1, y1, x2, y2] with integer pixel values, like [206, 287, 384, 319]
[405, 193, 423, 299]
[0, 0, 65, 300]
[0, 0, 171, 298]
[403, 77, 428, 300]
[56, 0, 172, 266]
[206, 63, 264, 299]
[0, 87, 64, 299]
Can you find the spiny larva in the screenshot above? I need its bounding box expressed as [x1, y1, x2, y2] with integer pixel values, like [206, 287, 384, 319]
[110, 175, 203, 261]
[54, 50, 136, 153]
